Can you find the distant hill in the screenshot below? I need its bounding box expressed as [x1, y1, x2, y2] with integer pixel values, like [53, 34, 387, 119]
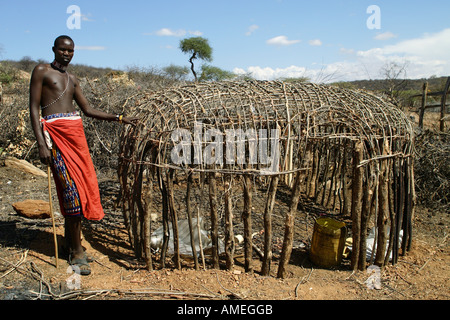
[332, 76, 449, 94]
[2, 57, 448, 102]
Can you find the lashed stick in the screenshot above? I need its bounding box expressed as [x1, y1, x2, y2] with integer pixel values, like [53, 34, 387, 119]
[47, 166, 59, 268]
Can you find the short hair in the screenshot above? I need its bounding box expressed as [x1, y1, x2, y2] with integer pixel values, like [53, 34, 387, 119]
[54, 35, 74, 47]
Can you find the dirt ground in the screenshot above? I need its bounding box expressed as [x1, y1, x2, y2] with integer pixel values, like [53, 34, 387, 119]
[0, 160, 448, 302]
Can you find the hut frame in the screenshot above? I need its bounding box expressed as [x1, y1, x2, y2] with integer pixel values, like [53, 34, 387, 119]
[118, 80, 415, 278]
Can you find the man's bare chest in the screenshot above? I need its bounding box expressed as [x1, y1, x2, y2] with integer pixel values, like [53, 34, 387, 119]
[43, 71, 74, 93]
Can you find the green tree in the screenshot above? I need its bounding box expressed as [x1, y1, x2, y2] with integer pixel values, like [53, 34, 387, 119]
[163, 64, 190, 81]
[179, 37, 212, 81]
[200, 65, 235, 82]
[280, 76, 310, 83]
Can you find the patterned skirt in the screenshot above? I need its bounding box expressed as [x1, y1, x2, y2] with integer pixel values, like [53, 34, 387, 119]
[44, 112, 82, 217]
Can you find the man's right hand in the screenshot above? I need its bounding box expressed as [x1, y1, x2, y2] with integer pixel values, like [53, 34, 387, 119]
[39, 146, 52, 166]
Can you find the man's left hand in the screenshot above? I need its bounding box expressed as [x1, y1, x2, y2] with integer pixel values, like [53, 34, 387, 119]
[122, 116, 139, 126]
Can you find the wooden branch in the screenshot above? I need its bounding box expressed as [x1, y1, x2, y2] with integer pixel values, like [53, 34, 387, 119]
[419, 82, 428, 129]
[351, 141, 364, 270]
[440, 77, 450, 132]
[186, 171, 199, 270]
[208, 172, 220, 269]
[277, 171, 302, 279]
[143, 176, 153, 271]
[261, 175, 279, 276]
[224, 175, 235, 271]
[157, 169, 170, 268]
[375, 141, 390, 267]
[167, 169, 181, 269]
[242, 174, 253, 273]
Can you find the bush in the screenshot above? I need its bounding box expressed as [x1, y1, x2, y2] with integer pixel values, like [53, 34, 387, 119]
[0, 62, 18, 84]
[414, 129, 449, 211]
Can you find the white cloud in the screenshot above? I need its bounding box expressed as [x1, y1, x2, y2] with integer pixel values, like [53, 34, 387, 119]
[246, 24, 259, 36]
[340, 47, 355, 55]
[75, 46, 106, 51]
[355, 28, 450, 79]
[382, 28, 450, 59]
[235, 28, 450, 83]
[266, 35, 300, 46]
[309, 39, 322, 46]
[374, 32, 397, 41]
[154, 28, 203, 37]
[189, 30, 203, 36]
[234, 65, 307, 80]
[155, 28, 186, 37]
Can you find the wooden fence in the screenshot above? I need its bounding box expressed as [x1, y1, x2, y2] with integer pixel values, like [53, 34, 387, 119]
[416, 76, 450, 131]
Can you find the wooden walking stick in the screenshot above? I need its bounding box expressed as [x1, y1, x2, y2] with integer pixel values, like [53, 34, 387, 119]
[47, 166, 59, 268]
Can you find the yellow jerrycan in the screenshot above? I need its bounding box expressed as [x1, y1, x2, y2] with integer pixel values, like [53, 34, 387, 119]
[310, 217, 347, 268]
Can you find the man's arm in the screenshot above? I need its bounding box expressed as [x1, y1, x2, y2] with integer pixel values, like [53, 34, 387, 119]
[73, 76, 137, 125]
[29, 65, 52, 165]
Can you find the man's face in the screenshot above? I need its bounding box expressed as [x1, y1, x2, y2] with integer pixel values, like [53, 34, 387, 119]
[53, 39, 74, 66]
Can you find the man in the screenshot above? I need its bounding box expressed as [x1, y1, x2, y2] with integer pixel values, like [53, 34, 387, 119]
[29, 35, 137, 275]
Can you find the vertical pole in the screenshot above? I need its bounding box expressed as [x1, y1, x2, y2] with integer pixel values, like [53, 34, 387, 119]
[143, 174, 153, 271]
[243, 174, 253, 273]
[167, 169, 181, 269]
[261, 175, 279, 276]
[440, 77, 450, 132]
[186, 171, 199, 270]
[277, 171, 302, 278]
[224, 175, 235, 271]
[47, 166, 59, 268]
[375, 141, 389, 267]
[208, 172, 220, 269]
[351, 141, 364, 270]
[419, 82, 428, 129]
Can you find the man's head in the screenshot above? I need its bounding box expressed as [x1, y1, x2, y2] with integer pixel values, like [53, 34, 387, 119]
[52, 35, 75, 66]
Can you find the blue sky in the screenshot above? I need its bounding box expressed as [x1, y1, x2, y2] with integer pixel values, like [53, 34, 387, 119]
[1, 0, 449, 82]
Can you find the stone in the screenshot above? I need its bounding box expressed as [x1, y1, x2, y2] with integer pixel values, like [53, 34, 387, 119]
[12, 199, 51, 219]
[4, 157, 47, 177]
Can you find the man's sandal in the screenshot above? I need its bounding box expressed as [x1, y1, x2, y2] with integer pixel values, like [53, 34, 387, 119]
[69, 254, 91, 276]
[62, 245, 95, 263]
[83, 252, 95, 263]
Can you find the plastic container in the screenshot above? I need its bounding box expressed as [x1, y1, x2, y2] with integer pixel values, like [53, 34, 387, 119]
[310, 217, 347, 268]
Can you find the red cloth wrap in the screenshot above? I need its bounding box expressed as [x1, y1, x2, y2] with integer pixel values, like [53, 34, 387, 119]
[41, 117, 105, 221]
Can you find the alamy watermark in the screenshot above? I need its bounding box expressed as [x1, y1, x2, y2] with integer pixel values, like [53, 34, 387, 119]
[366, 5, 381, 30]
[170, 122, 281, 174]
[66, 5, 82, 30]
[66, 265, 81, 290]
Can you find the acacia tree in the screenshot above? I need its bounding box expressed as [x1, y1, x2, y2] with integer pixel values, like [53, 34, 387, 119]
[179, 37, 212, 81]
[380, 61, 408, 100]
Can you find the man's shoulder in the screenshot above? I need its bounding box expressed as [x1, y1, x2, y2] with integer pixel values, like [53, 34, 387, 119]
[32, 63, 51, 75]
[68, 72, 79, 84]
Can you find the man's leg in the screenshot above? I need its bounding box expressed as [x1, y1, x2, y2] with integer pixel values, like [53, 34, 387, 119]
[65, 216, 83, 257]
[51, 145, 90, 275]
[65, 215, 91, 275]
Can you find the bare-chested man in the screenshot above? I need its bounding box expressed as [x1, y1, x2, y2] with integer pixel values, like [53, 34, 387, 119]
[29, 35, 137, 275]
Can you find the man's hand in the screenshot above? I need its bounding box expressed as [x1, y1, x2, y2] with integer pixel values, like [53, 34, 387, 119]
[39, 146, 52, 166]
[122, 116, 139, 126]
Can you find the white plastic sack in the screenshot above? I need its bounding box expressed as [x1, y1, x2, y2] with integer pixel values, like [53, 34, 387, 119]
[151, 217, 224, 257]
[348, 227, 403, 262]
